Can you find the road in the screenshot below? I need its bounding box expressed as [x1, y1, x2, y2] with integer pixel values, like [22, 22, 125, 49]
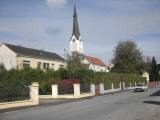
[0, 88, 160, 120]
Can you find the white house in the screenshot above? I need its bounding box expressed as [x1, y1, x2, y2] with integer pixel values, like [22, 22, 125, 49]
[142, 72, 150, 83]
[0, 43, 66, 70]
[82, 55, 109, 72]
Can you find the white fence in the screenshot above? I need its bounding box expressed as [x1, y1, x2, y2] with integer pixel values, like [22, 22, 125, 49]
[39, 83, 94, 99]
[100, 82, 137, 94]
[0, 82, 137, 110]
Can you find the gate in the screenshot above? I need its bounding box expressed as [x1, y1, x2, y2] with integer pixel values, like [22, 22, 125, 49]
[0, 85, 30, 102]
[58, 84, 74, 95]
[80, 83, 90, 93]
[39, 82, 52, 95]
[56, 79, 80, 95]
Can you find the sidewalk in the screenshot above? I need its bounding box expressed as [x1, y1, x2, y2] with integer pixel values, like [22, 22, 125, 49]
[0, 97, 93, 113]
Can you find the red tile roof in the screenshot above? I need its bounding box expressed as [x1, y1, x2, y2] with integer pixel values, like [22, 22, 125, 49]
[85, 55, 106, 67]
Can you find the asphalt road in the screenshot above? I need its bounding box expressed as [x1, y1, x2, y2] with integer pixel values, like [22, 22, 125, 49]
[0, 88, 160, 120]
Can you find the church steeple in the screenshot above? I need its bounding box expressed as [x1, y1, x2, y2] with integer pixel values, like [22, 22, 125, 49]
[70, 1, 84, 55]
[72, 4, 80, 40]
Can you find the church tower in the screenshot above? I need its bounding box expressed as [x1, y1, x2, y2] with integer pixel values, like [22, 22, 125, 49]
[70, 3, 84, 56]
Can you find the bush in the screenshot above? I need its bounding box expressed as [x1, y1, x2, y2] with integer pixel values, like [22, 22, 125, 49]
[93, 72, 146, 89]
[0, 67, 146, 101]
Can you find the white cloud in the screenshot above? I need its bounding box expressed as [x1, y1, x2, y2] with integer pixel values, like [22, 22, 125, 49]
[46, 0, 67, 7]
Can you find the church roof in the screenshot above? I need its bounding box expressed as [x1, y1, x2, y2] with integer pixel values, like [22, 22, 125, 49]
[4, 43, 65, 62]
[84, 55, 106, 67]
[72, 4, 80, 40]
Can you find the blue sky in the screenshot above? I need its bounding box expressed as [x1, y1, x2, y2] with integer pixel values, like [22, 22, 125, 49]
[0, 0, 160, 64]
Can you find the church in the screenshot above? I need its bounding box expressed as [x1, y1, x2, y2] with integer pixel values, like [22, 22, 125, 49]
[69, 4, 109, 72]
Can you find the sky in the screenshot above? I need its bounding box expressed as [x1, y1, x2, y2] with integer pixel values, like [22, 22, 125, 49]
[0, 0, 160, 64]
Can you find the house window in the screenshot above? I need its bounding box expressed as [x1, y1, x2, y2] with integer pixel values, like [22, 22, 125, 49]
[43, 63, 50, 70]
[43, 63, 46, 69]
[37, 62, 42, 69]
[22, 60, 30, 68]
[59, 64, 64, 69]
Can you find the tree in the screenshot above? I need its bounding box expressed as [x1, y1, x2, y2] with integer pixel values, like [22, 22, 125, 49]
[67, 55, 89, 79]
[143, 56, 152, 73]
[149, 56, 159, 82]
[111, 40, 145, 74]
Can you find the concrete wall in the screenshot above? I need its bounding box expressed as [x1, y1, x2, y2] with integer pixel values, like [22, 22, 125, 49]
[0, 44, 17, 70]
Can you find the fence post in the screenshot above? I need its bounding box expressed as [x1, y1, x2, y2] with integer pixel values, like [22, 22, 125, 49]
[73, 84, 80, 98]
[130, 82, 132, 89]
[90, 84, 95, 95]
[30, 82, 39, 105]
[123, 82, 125, 90]
[111, 83, 114, 91]
[135, 82, 137, 87]
[99, 83, 104, 94]
[52, 84, 58, 98]
[119, 82, 121, 90]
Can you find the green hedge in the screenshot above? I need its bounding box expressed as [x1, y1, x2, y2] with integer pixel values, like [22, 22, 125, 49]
[0, 68, 146, 102]
[93, 72, 146, 90]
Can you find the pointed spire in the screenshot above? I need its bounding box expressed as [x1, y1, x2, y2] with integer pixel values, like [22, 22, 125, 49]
[72, 3, 80, 40]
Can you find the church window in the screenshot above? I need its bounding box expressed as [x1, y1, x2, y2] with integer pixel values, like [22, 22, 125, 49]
[73, 39, 76, 42]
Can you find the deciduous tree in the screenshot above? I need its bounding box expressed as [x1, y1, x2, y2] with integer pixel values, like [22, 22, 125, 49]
[111, 40, 145, 74]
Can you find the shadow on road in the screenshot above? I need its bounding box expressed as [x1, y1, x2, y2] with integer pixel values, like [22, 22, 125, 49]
[149, 89, 160, 97]
[143, 101, 160, 105]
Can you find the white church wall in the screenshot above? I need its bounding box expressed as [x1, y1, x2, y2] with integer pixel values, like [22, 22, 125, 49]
[70, 35, 81, 53]
[79, 36, 83, 54]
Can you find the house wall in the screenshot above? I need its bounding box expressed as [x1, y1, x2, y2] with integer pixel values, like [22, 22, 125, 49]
[16, 56, 66, 70]
[82, 58, 109, 72]
[0, 44, 17, 70]
[142, 72, 150, 83]
[82, 58, 90, 64]
[89, 64, 108, 72]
